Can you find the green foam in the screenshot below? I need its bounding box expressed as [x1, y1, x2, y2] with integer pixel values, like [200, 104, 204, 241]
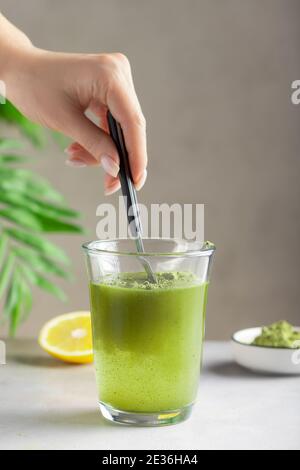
[89, 271, 208, 413]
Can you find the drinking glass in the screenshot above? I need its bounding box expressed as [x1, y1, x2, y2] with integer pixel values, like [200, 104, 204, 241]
[82, 238, 215, 426]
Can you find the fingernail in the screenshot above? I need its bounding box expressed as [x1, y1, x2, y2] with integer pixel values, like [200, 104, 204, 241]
[64, 143, 81, 155]
[101, 155, 119, 178]
[105, 183, 121, 196]
[135, 169, 147, 191]
[65, 158, 87, 168]
[64, 148, 74, 156]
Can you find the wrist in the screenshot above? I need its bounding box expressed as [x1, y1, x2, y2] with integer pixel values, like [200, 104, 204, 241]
[0, 14, 36, 92]
[1, 41, 33, 77]
[0, 43, 39, 103]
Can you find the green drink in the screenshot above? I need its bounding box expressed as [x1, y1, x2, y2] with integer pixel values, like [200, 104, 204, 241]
[89, 272, 208, 414]
[83, 238, 215, 425]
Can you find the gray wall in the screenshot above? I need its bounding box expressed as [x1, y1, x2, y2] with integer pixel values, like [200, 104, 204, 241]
[1, 0, 300, 339]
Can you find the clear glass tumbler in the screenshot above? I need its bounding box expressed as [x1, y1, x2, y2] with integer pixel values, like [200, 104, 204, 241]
[82, 238, 215, 426]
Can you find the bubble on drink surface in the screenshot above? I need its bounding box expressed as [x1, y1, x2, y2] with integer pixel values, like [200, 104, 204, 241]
[100, 271, 198, 290]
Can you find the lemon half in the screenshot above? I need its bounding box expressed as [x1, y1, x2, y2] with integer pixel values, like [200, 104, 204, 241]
[38, 311, 93, 364]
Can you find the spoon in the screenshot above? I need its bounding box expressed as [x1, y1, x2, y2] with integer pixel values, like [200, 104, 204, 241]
[107, 111, 157, 283]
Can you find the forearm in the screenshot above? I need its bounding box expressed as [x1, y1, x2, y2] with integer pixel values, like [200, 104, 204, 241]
[0, 13, 33, 80]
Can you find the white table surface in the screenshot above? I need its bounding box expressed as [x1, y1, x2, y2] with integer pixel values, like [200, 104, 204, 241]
[0, 339, 299, 450]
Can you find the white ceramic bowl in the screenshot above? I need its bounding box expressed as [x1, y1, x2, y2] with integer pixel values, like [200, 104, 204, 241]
[231, 327, 300, 375]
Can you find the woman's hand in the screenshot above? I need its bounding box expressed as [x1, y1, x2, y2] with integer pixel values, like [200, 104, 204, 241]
[1, 15, 147, 194]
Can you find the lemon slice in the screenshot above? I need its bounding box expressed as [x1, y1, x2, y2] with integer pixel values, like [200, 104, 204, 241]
[38, 311, 93, 364]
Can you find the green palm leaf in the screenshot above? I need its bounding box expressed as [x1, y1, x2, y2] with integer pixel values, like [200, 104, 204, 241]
[3, 272, 22, 336]
[0, 207, 43, 231]
[19, 263, 67, 302]
[0, 138, 23, 151]
[0, 232, 8, 266]
[25, 195, 80, 219]
[0, 100, 45, 147]
[19, 277, 33, 321]
[0, 206, 83, 233]
[12, 246, 72, 279]
[0, 154, 30, 164]
[4, 227, 70, 265]
[0, 167, 65, 202]
[0, 253, 14, 300]
[5, 269, 32, 336]
[0, 101, 83, 335]
[0, 192, 80, 219]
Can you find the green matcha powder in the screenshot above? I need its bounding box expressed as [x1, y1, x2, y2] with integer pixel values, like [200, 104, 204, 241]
[253, 320, 300, 349]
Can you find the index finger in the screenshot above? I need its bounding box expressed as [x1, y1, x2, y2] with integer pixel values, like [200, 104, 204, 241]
[105, 74, 147, 186]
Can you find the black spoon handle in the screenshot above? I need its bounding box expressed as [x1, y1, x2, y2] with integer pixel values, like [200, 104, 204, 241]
[106, 111, 156, 283]
[107, 111, 142, 238]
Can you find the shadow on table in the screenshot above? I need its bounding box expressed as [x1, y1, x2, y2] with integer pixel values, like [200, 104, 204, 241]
[205, 360, 296, 379]
[204, 360, 253, 378]
[2, 408, 113, 429]
[37, 409, 113, 429]
[9, 354, 82, 369]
